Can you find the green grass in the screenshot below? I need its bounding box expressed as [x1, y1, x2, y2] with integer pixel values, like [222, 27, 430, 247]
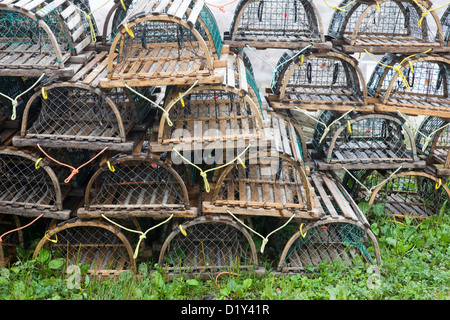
[1, 206, 449, 300]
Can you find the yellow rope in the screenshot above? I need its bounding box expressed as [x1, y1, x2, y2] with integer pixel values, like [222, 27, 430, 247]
[106, 160, 115, 172]
[364, 48, 432, 90]
[292, 106, 355, 144]
[0, 73, 45, 120]
[323, 0, 356, 12]
[413, 0, 450, 26]
[74, 0, 111, 43]
[101, 213, 174, 259]
[172, 144, 251, 193]
[299, 223, 307, 238]
[341, 165, 403, 201]
[227, 210, 297, 253]
[125, 80, 198, 127]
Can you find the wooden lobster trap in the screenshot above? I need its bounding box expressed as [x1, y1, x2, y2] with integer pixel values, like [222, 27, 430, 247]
[0, 147, 74, 220]
[0, 0, 94, 78]
[367, 170, 450, 218]
[32, 218, 137, 275]
[266, 49, 370, 113]
[101, 0, 135, 44]
[370, 54, 450, 118]
[98, 0, 228, 88]
[311, 110, 425, 170]
[12, 52, 157, 152]
[328, 0, 447, 54]
[0, 213, 23, 267]
[150, 52, 264, 152]
[224, 0, 328, 50]
[77, 153, 198, 219]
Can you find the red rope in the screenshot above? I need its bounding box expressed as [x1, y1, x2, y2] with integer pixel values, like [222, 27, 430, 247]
[0, 213, 44, 243]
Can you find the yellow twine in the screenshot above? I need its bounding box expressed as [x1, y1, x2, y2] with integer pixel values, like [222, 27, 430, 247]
[179, 224, 187, 236]
[35, 158, 43, 170]
[124, 24, 134, 38]
[375, 1, 380, 12]
[106, 160, 115, 172]
[364, 48, 432, 90]
[101, 213, 174, 259]
[323, 0, 356, 12]
[436, 178, 442, 190]
[172, 144, 251, 193]
[41, 87, 47, 100]
[227, 210, 297, 253]
[74, 0, 111, 43]
[120, 0, 126, 10]
[299, 223, 307, 238]
[413, 0, 450, 26]
[44, 230, 57, 243]
[0, 73, 45, 120]
[179, 92, 185, 107]
[347, 119, 352, 133]
[125, 80, 198, 127]
[341, 165, 403, 201]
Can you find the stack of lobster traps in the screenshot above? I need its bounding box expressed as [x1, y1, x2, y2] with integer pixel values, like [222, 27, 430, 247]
[1, 0, 449, 278]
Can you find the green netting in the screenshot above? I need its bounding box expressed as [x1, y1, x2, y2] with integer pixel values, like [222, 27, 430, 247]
[197, 4, 223, 59]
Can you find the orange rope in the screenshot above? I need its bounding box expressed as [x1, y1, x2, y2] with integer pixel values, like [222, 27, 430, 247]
[0, 213, 44, 243]
[215, 271, 239, 288]
[36, 144, 109, 183]
[205, 0, 239, 12]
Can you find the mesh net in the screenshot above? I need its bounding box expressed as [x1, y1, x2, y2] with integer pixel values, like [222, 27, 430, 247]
[86, 158, 189, 211]
[230, 0, 322, 41]
[0, 77, 30, 120]
[160, 219, 256, 272]
[441, 6, 450, 45]
[415, 116, 449, 158]
[341, 168, 391, 202]
[44, 222, 134, 273]
[283, 222, 378, 271]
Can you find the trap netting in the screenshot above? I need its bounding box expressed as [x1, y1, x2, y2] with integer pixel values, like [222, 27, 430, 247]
[442, 5, 450, 45]
[33, 219, 136, 275]
[208, 153, 314, 218]
[157, 86, 263, 150]
[368, 55, 450, 113]
[414, 116, 450, 161]
[20, 83, 154, 150]
[0, 148, 71, 218]
[227, 0, 324, 43]
[328, 0, 442, 47]
[0, 0, 90, 70]
[158, 216, 258, 273]
[311, 111, 419, 167]
[102, 0, 136, 42]
[278, 219, 381, 272]
[270, 50, 366, 108]
[0, 214, 23, 267]
[80, 154, 196, 218]
[368, 171, 450, 218]
[104, 0, 223, 87]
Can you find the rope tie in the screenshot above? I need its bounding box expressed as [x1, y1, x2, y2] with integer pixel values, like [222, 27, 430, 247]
[396, 110, 450, 152]
[413, 0, 450, 26]
[205, 0, 239, 13]
[125, 80, 198, 127]
[323, 0, 356, 12]
[101, 214, 173, 259]
[364, 48, 432, 90]
[172, 144, 251, 193]
[74, 0, 111, 43]
[0, 73, 45, 120]
[37, 144, 108, 183]
[292, 106, 355, 144]
[227, 210, 297, 253]
[341, 165, 403, 201]
[0, 213, 43, 243]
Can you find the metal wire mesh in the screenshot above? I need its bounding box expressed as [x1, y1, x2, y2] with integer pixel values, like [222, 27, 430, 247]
[160, 219, 257, 272]
[230, 0, 322, 41]
[87, 158, 188, 210]
[283, 222, 378, 271]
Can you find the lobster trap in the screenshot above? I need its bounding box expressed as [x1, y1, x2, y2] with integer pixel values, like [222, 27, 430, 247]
[224, 0, 327, 49]
[99, 0, 227, 88]
[158, 215, 259, 275]
[311, 111, 425, 170]
[366, 170, 450, 218]
[32, 218, 137, 275]
[267, 49, 369, 113]
[101, 0, 135, 44]
[442, 4, 450, 46]
[0, 0, 93, 78]
[13, 52, 157, 152]
[328, 0, 446, 53]
[370, 54, 450, 118]
[415, 116, 450, 176]
[151, 55, 264, 153]
[77, 153, 198, 219]
[0, 213, 23, 267]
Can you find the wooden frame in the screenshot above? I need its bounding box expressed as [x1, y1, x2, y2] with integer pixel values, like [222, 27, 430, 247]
[367, 170, 450, 218]
[328, 0, 446, 54]
[99, 0, 227, 88]
[372, 55, 450, 118]
[313, 112, 425, 170]
[77, 153, 197, 219]
[101, 0, 133, 44]
[0, 0, 92, 77]
[267, 50, 371, 113]
[0, 213, 23, 267]
[224, 0, 328, 50]
[32, 218, 137, 275]
[0, 147, 71, 219]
